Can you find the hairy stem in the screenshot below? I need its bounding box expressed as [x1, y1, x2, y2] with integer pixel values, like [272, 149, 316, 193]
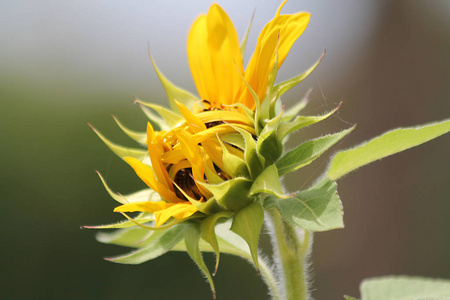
[267, 208, 312, 300]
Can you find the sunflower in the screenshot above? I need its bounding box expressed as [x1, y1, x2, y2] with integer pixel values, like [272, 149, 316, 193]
[110, 1, 310, 227]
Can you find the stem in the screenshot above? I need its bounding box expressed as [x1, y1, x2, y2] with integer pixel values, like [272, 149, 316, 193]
[267, 208, 312, 300]
[219, 241, 282, 300]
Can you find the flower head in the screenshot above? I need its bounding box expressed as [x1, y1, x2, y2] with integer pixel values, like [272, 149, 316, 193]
[87, 1, 348, 296]
[109, 1, 311, 227]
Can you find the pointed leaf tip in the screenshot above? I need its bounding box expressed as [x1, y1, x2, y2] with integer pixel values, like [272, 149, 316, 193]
[328, 119, 450, 180]
[230, 202, 264, 270]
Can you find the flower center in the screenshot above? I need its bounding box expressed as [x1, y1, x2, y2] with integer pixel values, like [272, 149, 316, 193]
[173, 168, 203, 200]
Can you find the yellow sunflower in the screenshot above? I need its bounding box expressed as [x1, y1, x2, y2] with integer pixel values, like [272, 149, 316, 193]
[111, 1, 310, 227]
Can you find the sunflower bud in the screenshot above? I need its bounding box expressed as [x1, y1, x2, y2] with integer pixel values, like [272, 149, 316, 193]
[86, 1, 354, 296]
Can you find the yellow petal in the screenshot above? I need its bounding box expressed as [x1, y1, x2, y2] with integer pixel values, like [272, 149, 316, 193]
[196, 110, 254, 127]
[153, 203, 199, 227]
[175, 100, 206, 133]
[240, 10, 310, 108]
[146, 123, 173, 191]
[124, 157, 181, 203]
[114, 200, 169, 213]
[114, 201, 198, 228]
[187, 4, 243, 107]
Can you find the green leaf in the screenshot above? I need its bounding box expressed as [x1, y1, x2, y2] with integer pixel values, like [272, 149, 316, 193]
[249, 164, 286, 198]
[277, 177, 343, 231]
[230, 202, 264, 270]
[96, 171, 159, 205]
[112, 115, 146, 145]
[89, 124, 148, 161]
[136, 101, 182, 128]
[360, 276, 450, 300]
[328, 119, 450, 180]
[198, 177, 252, 211]
[200, 211, 234, 275]
[277, 103, 341, 142]
[96, 227, 151, 248]
[104, 224, 185, 264]
[149, 52, 199, 111]
[276, 126, 355, 176]
[184, 224, 216, 297]
[282, 88, 312, 122]
[344, 296, 359, 300]
[272, 51, 325, 101]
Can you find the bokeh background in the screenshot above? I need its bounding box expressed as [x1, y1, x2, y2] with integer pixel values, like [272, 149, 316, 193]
[1, 0, 449, 299]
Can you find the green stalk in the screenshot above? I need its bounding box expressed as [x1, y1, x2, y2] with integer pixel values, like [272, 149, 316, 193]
[267, 208, 311, 300]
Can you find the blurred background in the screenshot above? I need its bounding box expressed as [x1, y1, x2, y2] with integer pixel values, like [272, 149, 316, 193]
[1, 0, 449, 299]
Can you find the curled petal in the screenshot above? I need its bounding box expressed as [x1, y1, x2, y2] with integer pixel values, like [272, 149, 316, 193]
[240, 7, 310, 108]
[187, 4, 243, 107]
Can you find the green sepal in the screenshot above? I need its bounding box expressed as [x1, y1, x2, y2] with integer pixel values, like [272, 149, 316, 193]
[328, 119, 450, 180]
[190, 197, 222, 215]
[112, 115, 146, 145]
[276, 177, 343, 231]
[200, 211, 235, 275]
[171, 220, 250, 256]
[232, 126, 264, 179]
[220, 132, 245, 150]
[272, 51, 325, 102]
[249, 164, 286, 199]
[343, 296, 359, 300]
[84, 212, 154, 229]
[184, 224, 216, 298]
[230, 202, 264, 271]
[360, 276, 450, 300]
[96, 171, 160, 205]
[276, 126, 355, 176]
[96, 227, 151, 248]
[149, 51, 199, 111]
[136, 100, 182, 128]
[204, 165, 224, 185]
[104, 224, 185, 264]
[172, 182, 221, 215]
[137, 102, 170, 131]
[259, 108, 284, 137]
[89, 124, 147, 161]
[218, 135, 250, 178]
[198, 177, 252, 211]
[256, 110, 284, 165]
[277, 103, 341, 143]
[257, 130, 282, 166]
[282, 89, 312, 122]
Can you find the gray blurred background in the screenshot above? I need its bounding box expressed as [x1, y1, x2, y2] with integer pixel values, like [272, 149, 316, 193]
[1, 0, 449, 299]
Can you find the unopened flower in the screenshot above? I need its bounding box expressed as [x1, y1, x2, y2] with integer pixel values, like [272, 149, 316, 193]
[87, 1, 352, 296]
